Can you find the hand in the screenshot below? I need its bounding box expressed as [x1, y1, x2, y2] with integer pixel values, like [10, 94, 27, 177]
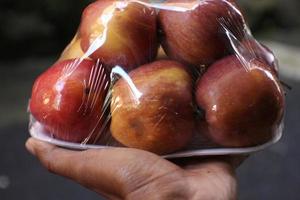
[26, 138, 239, 200]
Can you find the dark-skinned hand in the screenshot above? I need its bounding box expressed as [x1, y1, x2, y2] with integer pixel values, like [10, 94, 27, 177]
[26, 137, 240, 200]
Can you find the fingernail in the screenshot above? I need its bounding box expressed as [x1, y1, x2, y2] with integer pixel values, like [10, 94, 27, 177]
[25, 139, 36, 156]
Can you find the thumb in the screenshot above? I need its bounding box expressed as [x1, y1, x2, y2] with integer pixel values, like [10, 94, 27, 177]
[25, 138, 179, 199]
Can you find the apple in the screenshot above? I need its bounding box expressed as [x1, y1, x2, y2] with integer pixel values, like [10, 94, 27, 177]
[110, 60, 195, 154]
[79, 0, 158, 71]
[159, 0, 245, 67]
[195, 55, 284, 147]
[30, 59, 110, 143]
[59, 34, 86, 61]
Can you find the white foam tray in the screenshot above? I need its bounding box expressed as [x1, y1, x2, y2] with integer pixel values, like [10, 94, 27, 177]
[29, 121, 283, 159]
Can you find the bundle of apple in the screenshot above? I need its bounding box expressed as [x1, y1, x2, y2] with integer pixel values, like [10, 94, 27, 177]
[29, 0, 285, 155]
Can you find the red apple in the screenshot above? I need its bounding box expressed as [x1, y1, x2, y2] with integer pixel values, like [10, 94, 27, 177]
[80, 0, 158, 71]
[196, 55, 284, 147]
[110, 60, 195, 154]
[30, 59, 110, 143]
[159, 0, 245, 67]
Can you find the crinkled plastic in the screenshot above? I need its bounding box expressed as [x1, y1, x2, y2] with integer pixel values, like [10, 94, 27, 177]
[28, 0, 285, 157]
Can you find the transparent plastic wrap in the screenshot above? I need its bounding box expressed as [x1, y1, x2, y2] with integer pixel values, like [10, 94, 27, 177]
[28, 0, 286, 158]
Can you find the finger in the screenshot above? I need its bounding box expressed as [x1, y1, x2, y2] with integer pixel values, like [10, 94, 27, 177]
[183, 157, 235, 175]
[25, 138, 179, 198]
[25, 138, 119, 195]
[184, 159, 237, 200]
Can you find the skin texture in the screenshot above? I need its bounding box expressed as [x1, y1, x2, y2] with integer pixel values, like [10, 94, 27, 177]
[26, 138, 239, 200]
[80, 0, 158, 71]
[159, 0, 245, 67]
[111, 60, 195, 154]
[30, 59, 109, 142]
[196, 55, 284, 147]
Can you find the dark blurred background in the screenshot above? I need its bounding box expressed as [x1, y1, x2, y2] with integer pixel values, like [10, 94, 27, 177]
[0, 0, 299, 199]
